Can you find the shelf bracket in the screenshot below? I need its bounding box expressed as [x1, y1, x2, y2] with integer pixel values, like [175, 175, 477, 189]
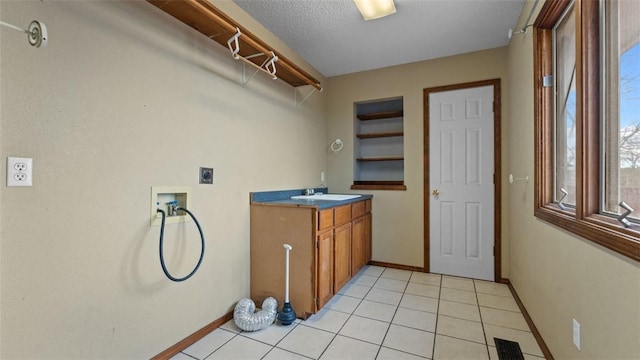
[241, 53, 269, 87]
[295, 85, 322, 107]
[148, 1, 323, 93]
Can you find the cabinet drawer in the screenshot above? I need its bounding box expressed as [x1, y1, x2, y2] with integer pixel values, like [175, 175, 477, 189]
[351, 200, 365, 218]
[365, 199, 372, 213]
[318, 209, 334, 231]
[335, 204, 352, 226]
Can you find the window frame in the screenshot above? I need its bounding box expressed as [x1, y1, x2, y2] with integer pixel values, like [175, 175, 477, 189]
[533, 0, 640, 261]
[552, 1, 577, 208]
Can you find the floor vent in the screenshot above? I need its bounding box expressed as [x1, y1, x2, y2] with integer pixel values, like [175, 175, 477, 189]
[494, 337, 525, 360]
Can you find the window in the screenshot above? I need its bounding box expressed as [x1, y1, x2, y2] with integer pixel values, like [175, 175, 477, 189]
[554, 2, 577, 208]
[534, 0, 640, 261]
[602, 0, 640, 221]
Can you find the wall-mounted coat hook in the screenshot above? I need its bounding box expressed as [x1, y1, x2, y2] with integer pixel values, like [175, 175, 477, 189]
[507, 0, 539, 39]
[0, 20, 48, 48]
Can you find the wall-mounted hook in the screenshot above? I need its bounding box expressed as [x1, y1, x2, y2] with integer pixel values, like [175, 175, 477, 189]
[507, 0, 539, 39]
[0, 20, 48, 48]
[330, 138, 344, 152]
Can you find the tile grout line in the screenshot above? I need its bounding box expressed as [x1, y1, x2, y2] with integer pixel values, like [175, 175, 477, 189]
[378, 269, 439, 359]
[474, 279, 492, 360]
[431, 273, 443, 360]
[316, 267, 382, 360]
[371, 267, 399, 360]
[200, 269, 536, 360]
[258, 320, 302, 359]
[200, 328, 241, 360]
[178, 351, 199, 360]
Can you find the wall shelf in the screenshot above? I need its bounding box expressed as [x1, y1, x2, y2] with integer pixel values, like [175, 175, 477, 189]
[353, 98, 405, 190]
[356, 131, 404, 139]
[356, 111, 403, 121]
[351, 181, 406, 191]
[356, 156, 404, 162]
[147, 0, 322, 91]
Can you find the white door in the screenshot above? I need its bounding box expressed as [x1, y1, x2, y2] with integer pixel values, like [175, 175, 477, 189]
[429, 85, 494, 281]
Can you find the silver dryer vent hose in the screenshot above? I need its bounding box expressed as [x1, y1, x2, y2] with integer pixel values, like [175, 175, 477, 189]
[233, 297, 278, 332]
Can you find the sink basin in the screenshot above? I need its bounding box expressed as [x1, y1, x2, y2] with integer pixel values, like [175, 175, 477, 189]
[291, 194, 362, 201]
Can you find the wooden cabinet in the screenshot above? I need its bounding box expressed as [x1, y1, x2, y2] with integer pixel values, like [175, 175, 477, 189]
[316, 229, 334, 309]
[333, 222, 352, 292]
[351, 200, 372, 274]
[351, 216, 367, 274]
[250, 199, 372, 319]
[333, 204, 352, 293]
[250, 206, 316, 318]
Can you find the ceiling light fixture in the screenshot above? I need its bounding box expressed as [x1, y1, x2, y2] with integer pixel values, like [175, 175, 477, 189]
[353, 0, 396, 20]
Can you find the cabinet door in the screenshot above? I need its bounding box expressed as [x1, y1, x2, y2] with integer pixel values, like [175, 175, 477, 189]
[316, 230, 334, 310]
[351, 216, 366, 274]
[333, 222, 352, 292]
[365, 213, 372, 264]
[335, 204, 352, 226]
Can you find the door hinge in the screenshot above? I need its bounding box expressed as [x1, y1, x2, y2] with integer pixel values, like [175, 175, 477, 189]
[542, 75, 553, 87]
[316, 240, 319, 249]
[315, 297, 319, 306]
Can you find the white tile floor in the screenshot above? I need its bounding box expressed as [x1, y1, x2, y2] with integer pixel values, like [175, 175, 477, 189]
[171, 266, 546, 360]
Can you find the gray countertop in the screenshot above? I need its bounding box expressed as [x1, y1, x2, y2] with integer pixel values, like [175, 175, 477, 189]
[250, 188, 373, 210]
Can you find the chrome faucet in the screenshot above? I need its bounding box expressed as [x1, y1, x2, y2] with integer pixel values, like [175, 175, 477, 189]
[304, 188, 315, 195]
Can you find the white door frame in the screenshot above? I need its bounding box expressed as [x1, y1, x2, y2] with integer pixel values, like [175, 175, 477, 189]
[423, 79, 502, 282]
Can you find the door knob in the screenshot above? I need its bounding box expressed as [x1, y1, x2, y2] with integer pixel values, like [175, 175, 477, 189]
[432, 189, 440, 196]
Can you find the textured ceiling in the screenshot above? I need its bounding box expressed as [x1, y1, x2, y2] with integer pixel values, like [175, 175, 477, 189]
[233, 0, 525, 77]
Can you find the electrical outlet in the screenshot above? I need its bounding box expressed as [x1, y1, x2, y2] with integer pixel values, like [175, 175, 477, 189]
[573, 319, 581, 351]
[199, 167, 213, 184]
[7, 157, 32, 187]
[14, 162, 27, 172]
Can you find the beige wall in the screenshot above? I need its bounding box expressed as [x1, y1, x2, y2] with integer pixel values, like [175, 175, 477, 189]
[326, 48, 510, 272]
[505, 1, 640, 359]
[0, 1, 326, 358]
[3, 1, 638, 359]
